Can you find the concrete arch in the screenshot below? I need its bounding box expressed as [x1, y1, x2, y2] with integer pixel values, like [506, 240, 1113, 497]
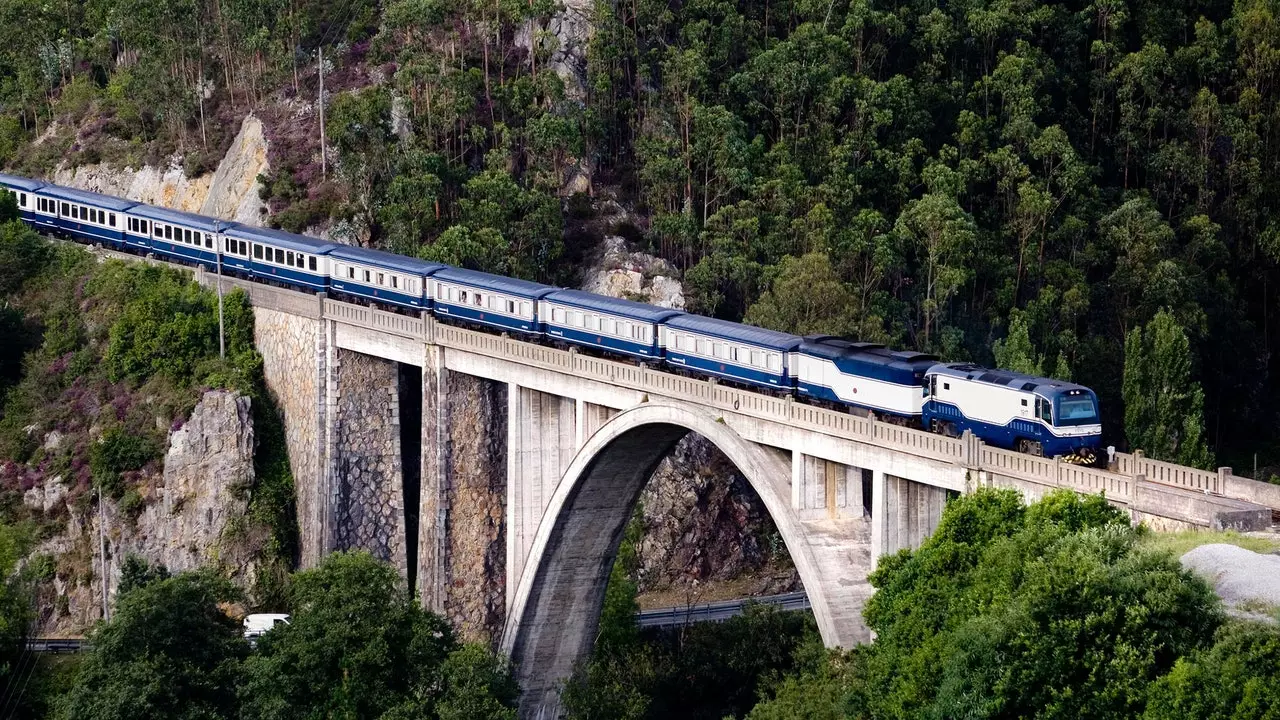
[500, 400, 868, 717]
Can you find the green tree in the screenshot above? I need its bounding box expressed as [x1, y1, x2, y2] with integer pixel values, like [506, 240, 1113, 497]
[238, 551, 517, 719]
[893, 192, 976, 350]
[992, 309, 1044, 375]
[846, 489, 1222, 720]
[57, 571, 246, 720]
[745, 253, 859, 337]
[0, 522, 32, 682]
[1144, 622, 1280, 720]
[1123, 310, 1214, 468]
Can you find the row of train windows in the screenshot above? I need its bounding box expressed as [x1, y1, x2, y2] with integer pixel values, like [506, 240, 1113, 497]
[153, 222, 213, 249]
[343, 266, 412, 293]
[670, 333, 779, 370]
[226, 239, 250, 256]
[42, 198, 116, 227]
[253, 244, 317, 271]
[548, 307, 647, 340]
[436, 284, 523, 315]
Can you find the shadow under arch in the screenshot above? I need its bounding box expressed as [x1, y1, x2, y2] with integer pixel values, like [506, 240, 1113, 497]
[500, 400, 856, 717]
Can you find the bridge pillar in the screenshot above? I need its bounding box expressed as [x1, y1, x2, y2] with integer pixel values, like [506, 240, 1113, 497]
[792, 452, 863, 520]
[326, 347, 408, 576]
[506, 384, 579, 612]
[871, 470, 948, 564]
[418, 345, 448, 612]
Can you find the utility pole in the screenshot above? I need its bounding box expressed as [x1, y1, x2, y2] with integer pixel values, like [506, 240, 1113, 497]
[318, 46, 326, 181]
[97, 486, 109, 622]
[216, 245, 225, 360]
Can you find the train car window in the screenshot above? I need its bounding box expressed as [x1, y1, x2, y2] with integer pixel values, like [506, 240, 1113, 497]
[18, 193, 25, 207]
[251, 244, 261, 259]
[504, 299, 515, 314]
[696, 339, 708, 355]
[751, 350, 763, 367]
[205, 233, 212, 248]
[347, 267, 355, 279]
[165, 225, 173, 240]
[713, 343, 729, 359]
[768, 354, 781, 371]
[391, 276, 398, 289]
[943, 382, 950, 390]
[154, 224, 161, 237]
[474, 293, 485, 307]
[60, 202, 69, 216]
[377, 272, 384, 285]
[286, 251, 295, 266]
[729, 347, 739, 362]
[309, 257, 317, 271]
[1037, 398, 1051, 423]
[1021, 399, 1027, 406]
[108, 213, 115, 227]
[552, 307, 565, 323]
[363, 270, 370, 282]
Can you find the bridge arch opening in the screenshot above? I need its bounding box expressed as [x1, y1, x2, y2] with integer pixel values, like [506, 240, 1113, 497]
[501, 401, 870, 715]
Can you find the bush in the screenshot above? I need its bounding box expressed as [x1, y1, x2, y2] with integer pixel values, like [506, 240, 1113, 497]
[90, 428, 158, 498]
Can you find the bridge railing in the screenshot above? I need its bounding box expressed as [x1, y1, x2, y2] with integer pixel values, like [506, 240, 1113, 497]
[307, 294, 1208, 507]
[1115, 451, 1221, 495]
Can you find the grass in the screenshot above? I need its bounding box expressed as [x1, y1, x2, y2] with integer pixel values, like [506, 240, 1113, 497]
[1140, 529, 1280, 558]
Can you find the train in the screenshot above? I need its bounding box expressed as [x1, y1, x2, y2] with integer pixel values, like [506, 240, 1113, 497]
[0, 172, 1102, 464]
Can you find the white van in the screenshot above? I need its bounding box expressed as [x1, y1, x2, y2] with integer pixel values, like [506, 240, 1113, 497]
[243, 613, 291, 645]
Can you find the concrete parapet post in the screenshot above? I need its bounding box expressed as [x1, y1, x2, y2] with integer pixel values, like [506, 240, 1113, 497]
[1217, 467, 1231, 495]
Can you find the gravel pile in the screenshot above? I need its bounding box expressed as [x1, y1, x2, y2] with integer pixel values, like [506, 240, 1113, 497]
[1181, 543, 1280, 623]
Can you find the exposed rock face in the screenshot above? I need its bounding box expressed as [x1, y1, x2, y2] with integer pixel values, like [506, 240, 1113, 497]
[51, 114, 268, 222]
[53, 160, 212, 213]
[199, 115, 270, 224]
[252, 307, 325, 567]
[30, 390, 258, 635]
[126, 391, 256, 580]
[442, 373, 507, 644]
[581, 236, 685, 310]
[636, 435, 800, 599]
[331, 349, 406, 576]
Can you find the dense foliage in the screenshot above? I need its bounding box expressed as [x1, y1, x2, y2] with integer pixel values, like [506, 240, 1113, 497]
[562, 508, 821, 720]
[56, 571, 248, 719]
[240, 551, 517, 720]
[53, 552, 518, 720]
[739, 489, 1280, 720]
[0, 230, 296, 606]
[7, 0, 1280, 466]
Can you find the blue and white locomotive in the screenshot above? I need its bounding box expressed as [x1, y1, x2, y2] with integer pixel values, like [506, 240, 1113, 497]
[0, 172, 1102, 463]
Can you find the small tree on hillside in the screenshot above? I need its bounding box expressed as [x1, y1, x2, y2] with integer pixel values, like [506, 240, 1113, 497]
[1122, 310, 1214, 468]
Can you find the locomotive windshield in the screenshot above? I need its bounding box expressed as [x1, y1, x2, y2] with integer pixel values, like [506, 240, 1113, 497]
[1055, 395, 1098, 426]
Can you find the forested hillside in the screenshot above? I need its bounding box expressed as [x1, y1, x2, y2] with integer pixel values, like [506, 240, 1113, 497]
[2, 0, 1280, 467]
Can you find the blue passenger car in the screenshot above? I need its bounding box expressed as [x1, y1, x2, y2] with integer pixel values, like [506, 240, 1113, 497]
[0, 173, 45, 224]
[223, 225, 336, 292]
[430, 268, 556, 333]
[126, 204, 224, 266]
[32, 184, 135, 247]
[795, 336, 937, 418]
[328, 245, 444, 310]
[660, 315, 803, 389]
[541, 290, 681, 359]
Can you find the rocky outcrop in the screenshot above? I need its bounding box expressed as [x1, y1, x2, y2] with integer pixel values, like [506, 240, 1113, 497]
[442, 373, 507, 644]
[51, 114, 268, 223]
[636, 435, 800, 599]
[253, 307, 325, 567]
[331, 350, 406, 575]
[29, 390, 259, 635]
[125, 391, 257, 579]
[581, 236, 685, 310]
[199, 115, 270, 224]
[53, 161, 212, 213]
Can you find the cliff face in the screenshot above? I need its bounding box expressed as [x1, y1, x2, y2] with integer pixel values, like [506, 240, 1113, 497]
[50, 114, 268, 224]
[29, 390, 260, 635]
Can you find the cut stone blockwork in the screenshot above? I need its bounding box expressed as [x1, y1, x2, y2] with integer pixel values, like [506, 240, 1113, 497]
[330, 348, 407, 576]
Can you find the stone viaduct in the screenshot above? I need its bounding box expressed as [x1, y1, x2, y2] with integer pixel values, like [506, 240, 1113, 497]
[195, 268, 1277, 719]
